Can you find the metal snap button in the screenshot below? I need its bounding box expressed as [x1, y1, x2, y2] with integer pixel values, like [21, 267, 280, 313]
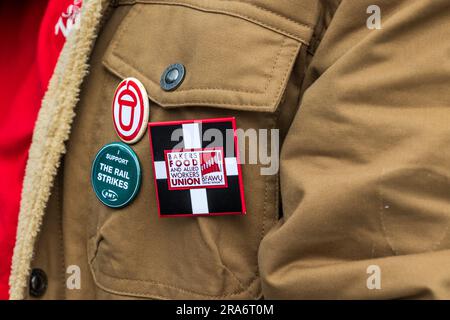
[160, 63, 185, 91]
[29, 268, 47, 297]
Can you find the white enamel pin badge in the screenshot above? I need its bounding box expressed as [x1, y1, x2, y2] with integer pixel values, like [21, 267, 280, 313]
[148, 117, 246, 217]
[112, 77, 149, 144]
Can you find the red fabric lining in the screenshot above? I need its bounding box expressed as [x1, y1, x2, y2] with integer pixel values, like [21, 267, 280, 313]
[0, 0, 79, 300]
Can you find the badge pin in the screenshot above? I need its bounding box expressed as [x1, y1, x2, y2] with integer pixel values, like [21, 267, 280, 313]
[112, 77, 149, 144]
[148, 117, 246, 217]
[91, 142, 141, 208]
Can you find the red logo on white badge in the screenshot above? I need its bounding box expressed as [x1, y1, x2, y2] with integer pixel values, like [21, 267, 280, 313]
[165, 148, 228, 191]
[112, 77, 149, 144]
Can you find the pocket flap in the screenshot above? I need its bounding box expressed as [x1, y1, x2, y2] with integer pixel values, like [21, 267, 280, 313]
[103, 3, 305, 112]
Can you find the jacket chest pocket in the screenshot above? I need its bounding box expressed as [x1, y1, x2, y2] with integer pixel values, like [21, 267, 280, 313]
[87, 0, 312, 299]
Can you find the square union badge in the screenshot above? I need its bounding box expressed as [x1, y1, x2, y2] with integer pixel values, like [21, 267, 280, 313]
[148, 117, 246, 217]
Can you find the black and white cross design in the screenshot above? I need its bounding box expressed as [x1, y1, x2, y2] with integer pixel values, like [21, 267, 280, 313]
[148, 118, 246, 217]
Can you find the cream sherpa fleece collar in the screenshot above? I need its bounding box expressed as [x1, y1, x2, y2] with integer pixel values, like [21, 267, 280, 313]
[9, 0, 110, 300]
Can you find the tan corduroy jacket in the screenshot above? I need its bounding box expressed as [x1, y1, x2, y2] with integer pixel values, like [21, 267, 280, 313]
[9, 0, 450, 299]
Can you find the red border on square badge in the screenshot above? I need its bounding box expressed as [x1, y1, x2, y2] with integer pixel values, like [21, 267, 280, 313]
[148, 117, 246, 218]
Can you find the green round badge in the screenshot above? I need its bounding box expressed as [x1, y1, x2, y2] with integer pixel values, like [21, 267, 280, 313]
[91, 142, 141, 208]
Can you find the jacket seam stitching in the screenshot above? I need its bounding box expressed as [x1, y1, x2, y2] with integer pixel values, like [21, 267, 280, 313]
[143, 0, 316, 30]
[57, 174, 67, 299]
[115, 0, 313, 43]
[89, 260, 259, 298]
[105, 33, 300, 110]
[220, 0, 314, 30]
[109, 5, 290, 95]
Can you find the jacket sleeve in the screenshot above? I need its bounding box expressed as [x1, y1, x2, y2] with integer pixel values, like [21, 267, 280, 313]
[259, 0, 450, 299]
